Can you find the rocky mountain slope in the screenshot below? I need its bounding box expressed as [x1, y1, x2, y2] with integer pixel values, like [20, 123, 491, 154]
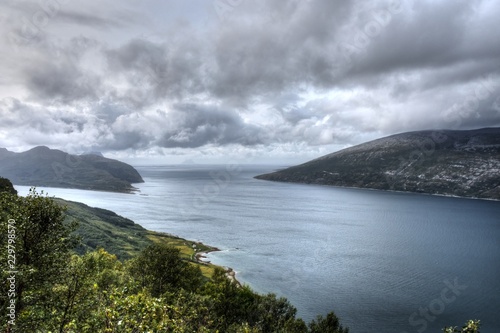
[256, 128, 500, 200]
[0, 146, 143, 192]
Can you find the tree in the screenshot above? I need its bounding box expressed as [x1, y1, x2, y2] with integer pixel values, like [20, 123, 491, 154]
[0, 188, 78, 331]
[127, 243, 203, 296]
[0, 177, 17, 195]
[443, 320, 481, 333]
[49, 249, 126, 332]
[255, 293, 306, 332]
[309, 311, 349, 333]
[201, 267, 254, 330]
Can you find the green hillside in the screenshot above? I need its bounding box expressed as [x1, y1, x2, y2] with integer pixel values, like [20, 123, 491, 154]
[57, 198, 218, 278]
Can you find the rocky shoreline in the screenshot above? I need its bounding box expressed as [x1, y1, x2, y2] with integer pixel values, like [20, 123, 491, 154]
[195, 250, 241, 287]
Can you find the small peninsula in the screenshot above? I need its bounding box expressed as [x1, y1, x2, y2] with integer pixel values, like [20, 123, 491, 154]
[256, 127, 500, 200]
[0, 146, 143, 193]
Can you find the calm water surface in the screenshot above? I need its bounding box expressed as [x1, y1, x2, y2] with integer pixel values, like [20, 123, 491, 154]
[16, 165, 500, 333]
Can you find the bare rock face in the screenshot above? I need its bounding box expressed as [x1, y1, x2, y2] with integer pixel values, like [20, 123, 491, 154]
[0, 146, 144, 193]
[256, 128, 500, 200]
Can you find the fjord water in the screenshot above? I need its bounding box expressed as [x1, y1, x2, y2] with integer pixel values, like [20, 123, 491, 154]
[16, 165, 500, 332]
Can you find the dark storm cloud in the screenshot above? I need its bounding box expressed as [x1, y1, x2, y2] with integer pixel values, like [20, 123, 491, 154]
[105, 131, 152, 151]
[200, 0, 500, 136]
[339, 1, 500, 89]
[218, 0, 498, 90]
[209, 0, 354, 100]
[1, 0, 136, 51]
[158, 103, 262, 148]
[347, 1, 474, 73]
[25, 59, 101, 103]
[56, 10, 131, 29]
[106, 36, 207, 106]
[15, 36, 104, 104]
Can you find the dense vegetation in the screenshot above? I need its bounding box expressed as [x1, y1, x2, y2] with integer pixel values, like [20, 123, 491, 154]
[0, 178, 17, 195]
[0, 181, 482, 332]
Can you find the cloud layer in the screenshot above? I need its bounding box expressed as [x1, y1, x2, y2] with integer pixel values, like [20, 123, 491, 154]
[1, 0, 499, 162]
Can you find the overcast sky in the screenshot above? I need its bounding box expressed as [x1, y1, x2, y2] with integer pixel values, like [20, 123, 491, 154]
[1, 0, 499, 164]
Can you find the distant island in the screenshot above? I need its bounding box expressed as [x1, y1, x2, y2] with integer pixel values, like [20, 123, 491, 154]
[0, 146, 144, 193]
[256, 127, 500, 200]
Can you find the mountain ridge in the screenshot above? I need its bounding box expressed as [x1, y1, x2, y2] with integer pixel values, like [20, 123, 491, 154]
[255, 127, 500, 200]
[0, 146, 144, 193]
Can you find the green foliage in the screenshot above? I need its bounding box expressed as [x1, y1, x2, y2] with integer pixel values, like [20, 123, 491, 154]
[309, 312, 349, 333]
[0, 177, 17, 195]
[199, 268, 310, 332]
[0, 188, 78, 331]
[443, 319, 481, 333]
[254, 293, 303, 332]
[58, 198, 153, 260]
[128, 243, 203, 296]
[58, 198, 217, 264]
[49, 249, 126, 332]
[201, 267, 258, 330]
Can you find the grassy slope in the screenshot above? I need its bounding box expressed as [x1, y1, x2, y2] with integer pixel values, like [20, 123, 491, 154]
[56, 198, 218, 278]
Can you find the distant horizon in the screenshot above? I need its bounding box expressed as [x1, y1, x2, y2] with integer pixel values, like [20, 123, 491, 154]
[2, 125, 499, 165]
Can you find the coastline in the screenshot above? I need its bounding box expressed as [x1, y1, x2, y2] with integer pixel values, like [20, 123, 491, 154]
[195, 249, 241, 286]
[14, 184, 241, 285]
[254, 177, 500, 202]
[225, 268, 241, 286]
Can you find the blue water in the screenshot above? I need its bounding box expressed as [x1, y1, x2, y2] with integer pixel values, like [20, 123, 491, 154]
[15, 165, 500, 333]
